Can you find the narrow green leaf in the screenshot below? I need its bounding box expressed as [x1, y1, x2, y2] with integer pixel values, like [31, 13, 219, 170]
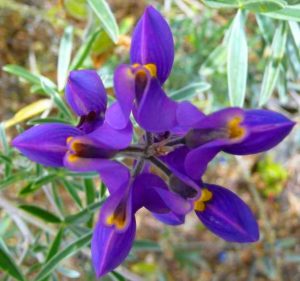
[57, 26, 73, 91]
[3, 64, 40, 85]
[87, 0, 119, 43]
[203, 0, 239, 8]
[267, 4, 300, 21]
[19, 205, 62, 224]
[46, 228, 65, 262]
[34, 232, 92, 281]
[65, 200, 105, 225]
[0, 123, 9, 154]
[169, 82, 211, 101]
[256, 14, 275, 44]
[227, 10, 248, 107]
[40, 77, 73, 119]
[0, 172, 29, 191]
[0, 240, 26, 281]
[27, 117, 72, 125]
[61, 180, 83, 208]
[84, 179, 95, 206]
[19, 174, 57, 196]
[70, 28, 101, 70]
[259, 23, 288, 106]
[133, 240, 161, 252]
[241, 0, 287, 13]
[109, 271, 126, 281]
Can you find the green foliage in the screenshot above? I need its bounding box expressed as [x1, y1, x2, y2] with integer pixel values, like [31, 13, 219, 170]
[0, 1, 298, 280]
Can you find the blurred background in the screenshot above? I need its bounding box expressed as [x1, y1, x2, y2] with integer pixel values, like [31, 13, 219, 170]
[0, 0, 300, 280]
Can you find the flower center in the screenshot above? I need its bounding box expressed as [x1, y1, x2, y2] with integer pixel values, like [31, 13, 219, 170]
[194, 188, 213, 212]
[227, 117, 245, 139]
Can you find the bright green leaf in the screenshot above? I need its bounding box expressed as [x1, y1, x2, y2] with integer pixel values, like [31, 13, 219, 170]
[0, 240, 26, 281]
[19, 205, 62, 224]
[70, 28, 101, 70]
[87, 0, 119, 43]
[227, 10, 248, 107]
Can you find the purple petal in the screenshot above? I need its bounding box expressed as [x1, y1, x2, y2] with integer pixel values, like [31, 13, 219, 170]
[65, 70, 107, 117]
[135, 77, 177, 132]
[193, 107, 244, 130]
[175, 101, 205, 131]
[184, 140, 225, 180]
[195, 184, 259, 243]
[224, 109, 295, 155]
[88, 120, 133, 150]
[97, 161, 130, 194]
[133, 173, 192, 215]
[99, 182, 133, 232]
[162, 147, 201, 197]
[130, 6, 174, 84]
[92, 215, 136, 278]
[12, 123, 82, 167]
[152, 212, 185, 226]
[64, 156, 116, 173]
[109, 65, 136, 129]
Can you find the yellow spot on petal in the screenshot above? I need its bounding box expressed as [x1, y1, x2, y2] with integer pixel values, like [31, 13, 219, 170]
[194, 201, 205, 212]
[144, 63, 157, 77]
[67, 153, 79, 163]
[66, 136, 73, 145]
[194, 188, 213, 212]
[132, 63, 141, 68]
[106, 214, 126, 230]
[227, 117, 245, 139]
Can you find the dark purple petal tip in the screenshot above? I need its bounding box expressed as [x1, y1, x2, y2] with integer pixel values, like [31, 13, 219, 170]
[91, 216, 136, 278]
[195, 184, 259, 243]
[65, 70, 107, 117]
[130, 5, 174, 84]
[12, 123, 82, 167]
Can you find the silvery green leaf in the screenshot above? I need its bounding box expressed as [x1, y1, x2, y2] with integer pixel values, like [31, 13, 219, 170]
[87, 0, 119, 43]
[227, 10, 248, 107]
[57, 26, 73, 91]
[259, 22, 288, 106]
[267, 4, 300, 21]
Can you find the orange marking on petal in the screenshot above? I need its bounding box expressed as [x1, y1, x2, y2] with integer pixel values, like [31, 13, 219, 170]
[144, 63, 157, 77]
[194, 188, 213, 212]
[227, 117, 245, 139]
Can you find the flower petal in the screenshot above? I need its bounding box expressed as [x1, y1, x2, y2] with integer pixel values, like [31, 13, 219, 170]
[195, 184, 259, 243]
[91, 215, 136, 278]
[184, 140, 225, 180]
[12, 123, 82, 167]
[224, 109, 295, 155]
[108, 65, 136, 129]
[88, 120, 133, 150]
[135, 77, 177, 132]
[130, 5, 174, 84]
[133, 173, 192, 215]
[65, 70, 107, 117]
[152, 212, 185, 226]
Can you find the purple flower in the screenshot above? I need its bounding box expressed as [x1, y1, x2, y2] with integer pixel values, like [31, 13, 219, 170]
[91, 164, 191, 277]
[106, 6, 203, 133]
[161, 147, 259, 243]
[184, 108, 295, 179]
[12, 70, 132, 168]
